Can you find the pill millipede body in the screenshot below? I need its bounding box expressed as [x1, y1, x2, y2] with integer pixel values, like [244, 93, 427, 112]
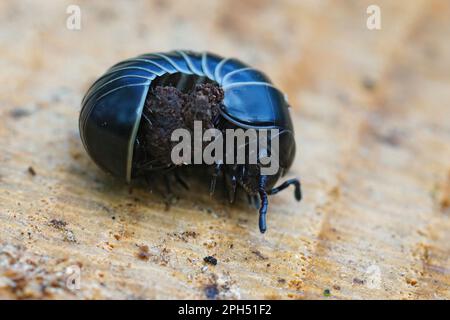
[79, 50, 302, 233]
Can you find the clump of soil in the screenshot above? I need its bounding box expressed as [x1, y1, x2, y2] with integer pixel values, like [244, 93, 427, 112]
[48, 218, 76, 243]
[203, 256, 218, 265]
[406, 277, 418, 286]
[136, 86, 186, 166]
[27, 166, 36, 176]
[49, 219, 67, 230]
[182, 83, 223, 132]
[168, 231, 198, 242]
[136, 245, 150, 261]
[133, 83, 224, 174]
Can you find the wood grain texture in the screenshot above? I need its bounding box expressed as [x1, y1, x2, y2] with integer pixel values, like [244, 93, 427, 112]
[0, 0, 449, 299]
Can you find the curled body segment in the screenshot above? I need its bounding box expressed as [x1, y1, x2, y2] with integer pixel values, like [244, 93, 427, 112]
[79, 50, 295, 182]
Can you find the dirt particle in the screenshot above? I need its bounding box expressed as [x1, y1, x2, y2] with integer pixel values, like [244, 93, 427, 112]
[27, 166, 36, 176]
[288, 279, 303, 290]
[406, 278, 418, 286]
[353, 278, 365, 285]
[377, 130, 403, 147]
[170, 231, 198, 242]
[48, 219, 76, 243]
[361, 76, 376, 91]
[10, 108, 31, 119]
[70, 151, 82, 160]
[203, 256, 217, 266]
[204, 284, 219, 300]
[49, 219, 67, 230]
[251, 249, 268, 260]
[137, 245, 150, 261]
[203, 239, 217, 249]
[328, 185, 340, 199]
[333, 284, 341, 291]
[135, 245, 170, 265]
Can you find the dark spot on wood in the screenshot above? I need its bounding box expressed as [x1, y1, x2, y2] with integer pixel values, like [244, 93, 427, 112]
[333, 284, 341, 291]
[406, 278, 418, 286]
[137, 245, 150, 261]
[49, 219, 67, 230]
[251, 249, 268, 260]
[361, 76, 377, 91]
[203, 256, 217, 265]
[204, 284, 219, 299]
[10, 108, 31, 119]
[27, 166, 36, 176]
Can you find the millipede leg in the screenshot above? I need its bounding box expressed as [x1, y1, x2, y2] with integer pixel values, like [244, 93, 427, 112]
[230, 175, 237, 204]
[209, 162, 223, 196]
[144, 175, 154, 194]
[224, 173, 237, 204]
[258, 191, 268, 233]
[175, 171, 189, 190]
[228, 165, 240, 204]
[258, 175, 269, 233]
[268, 178, 302, 201]
[163, 175, 172, 196]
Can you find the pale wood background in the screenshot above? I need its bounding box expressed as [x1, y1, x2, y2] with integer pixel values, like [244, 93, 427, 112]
[0, 0, 449, 299]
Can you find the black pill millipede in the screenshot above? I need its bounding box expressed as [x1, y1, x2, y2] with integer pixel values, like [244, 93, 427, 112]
[79, 50, 302, 233]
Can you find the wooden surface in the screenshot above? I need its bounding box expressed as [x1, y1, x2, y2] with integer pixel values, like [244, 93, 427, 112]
[0, 0, 449, 299]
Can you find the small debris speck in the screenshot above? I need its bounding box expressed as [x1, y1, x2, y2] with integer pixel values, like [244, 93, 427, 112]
[203, 255, 217, 265]
[251, 249, 268, 260]
[204, 284, 219, 300]
[137, 245, 150, 261]
[362, 76, 376, 91]
[323, 289, 331, 297]
[333, 284, 341, 291]
[28, 166, 36, 176]
[10, 108, 30, 119]
[49, 219, 67, 230]
[406, 278, 418, 286]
